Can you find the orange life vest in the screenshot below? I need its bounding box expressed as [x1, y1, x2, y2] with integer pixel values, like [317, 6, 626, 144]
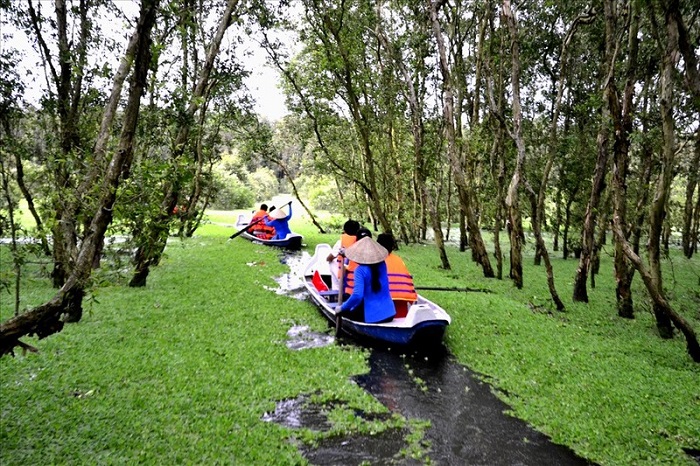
[337, 233, 358, 295]
[249, 210, 273, 239]
[385, 253, 417, 302]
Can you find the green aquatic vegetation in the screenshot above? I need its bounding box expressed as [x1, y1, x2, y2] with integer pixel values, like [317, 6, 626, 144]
[0, 222, 411, 464]
[394, 238, 700, 466]
[3, 214, 699, 465]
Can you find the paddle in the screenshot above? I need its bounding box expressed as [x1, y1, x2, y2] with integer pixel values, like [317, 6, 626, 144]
[229, 215, 266, 240]
[415, 285, 493, 293]
[335, 254, 345, 336]
[228, 201, 292, 240]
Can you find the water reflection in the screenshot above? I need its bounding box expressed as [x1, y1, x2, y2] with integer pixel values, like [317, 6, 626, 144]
[356, 348, 594, 465]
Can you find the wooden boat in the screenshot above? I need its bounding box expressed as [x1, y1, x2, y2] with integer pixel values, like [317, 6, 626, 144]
[234, 214, 303, 250]
[303, 243, 451, 346]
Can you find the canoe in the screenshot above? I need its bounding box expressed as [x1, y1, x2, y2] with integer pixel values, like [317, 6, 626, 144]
[303, 243, 451, 346]
[234, 214, 304, 250]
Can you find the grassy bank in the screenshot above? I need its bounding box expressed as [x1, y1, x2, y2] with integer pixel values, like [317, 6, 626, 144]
[2, 210, 699, 465]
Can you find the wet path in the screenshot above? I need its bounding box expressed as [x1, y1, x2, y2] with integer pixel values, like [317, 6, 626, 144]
[273, 251, 594, 465]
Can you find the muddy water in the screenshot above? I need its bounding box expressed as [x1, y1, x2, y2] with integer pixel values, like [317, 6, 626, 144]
[271, 251, 594, 465]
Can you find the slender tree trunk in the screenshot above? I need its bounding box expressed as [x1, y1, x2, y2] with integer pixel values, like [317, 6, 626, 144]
[499, 0, 526, 289]
[553, 186, 562, 252]
[646, 0, 680, 338]
[682, 132, 700, 257]
[527, 183, 565, 310]
[572, 0, 616, 303]
[591, 190, 612, 289]
[608, 0, 641, 319]
[489, 116, 507, 280]
[562, 196, 574, 259]
[428, 0, 490, 276]
[1, 0, 158, 356]
[130, 0, 240, 287]
[611, 219, 700, 362]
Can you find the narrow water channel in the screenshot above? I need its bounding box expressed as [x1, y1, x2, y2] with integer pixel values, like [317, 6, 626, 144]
[272, 251, 594, 465]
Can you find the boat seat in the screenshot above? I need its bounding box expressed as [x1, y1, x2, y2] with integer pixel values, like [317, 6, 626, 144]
[319, 289, 339, 303]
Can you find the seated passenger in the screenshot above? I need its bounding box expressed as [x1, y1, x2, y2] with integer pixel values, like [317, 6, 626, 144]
[249, 203, 268, 237]
[264, 203, 292, 240]
[326, 220, 360, 291]
[342, 227, 372, 296]
[338, 236, 395, 324]
[377, 233, 417, 304]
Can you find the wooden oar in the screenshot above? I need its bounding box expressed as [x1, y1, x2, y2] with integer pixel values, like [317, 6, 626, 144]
[415, 285, 493, 293]
[229, 216, 266, 240]
[335, 255, 345, 336]
[229, 201, 292, 240]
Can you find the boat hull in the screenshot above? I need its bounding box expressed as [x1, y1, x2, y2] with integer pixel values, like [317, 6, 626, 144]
[235, 215, 303, 250]
[303, 243, 451, 347]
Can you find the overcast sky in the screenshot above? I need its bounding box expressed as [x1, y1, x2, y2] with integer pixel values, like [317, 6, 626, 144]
[0, 3, 290, 122]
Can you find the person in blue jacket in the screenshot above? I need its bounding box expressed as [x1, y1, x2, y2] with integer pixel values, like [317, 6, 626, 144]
[339, 236, 395, 324]
[265, 203, 292, 240]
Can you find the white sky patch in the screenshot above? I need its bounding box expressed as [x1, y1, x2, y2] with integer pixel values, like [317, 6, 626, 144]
[0, 2, 290, 122]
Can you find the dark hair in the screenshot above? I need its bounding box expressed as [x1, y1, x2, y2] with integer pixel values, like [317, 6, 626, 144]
[369, 263, 382, 292]
[260, 203, 268, 210]
[377, 233, 396, 252]
[356, 227, 372, 240]
[343, 220, 360, 236]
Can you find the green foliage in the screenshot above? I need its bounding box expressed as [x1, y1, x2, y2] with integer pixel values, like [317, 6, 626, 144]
[247, 166, 279, 201]
[209, 171, 255, 210]
[0, 222, 419, 464]
[296, 174, 337, 211]
[3, 214, 699, 465]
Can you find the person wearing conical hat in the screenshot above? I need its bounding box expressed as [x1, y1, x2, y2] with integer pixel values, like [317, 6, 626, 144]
[264, 203, 292, 240]
[338, 236, 396, 324]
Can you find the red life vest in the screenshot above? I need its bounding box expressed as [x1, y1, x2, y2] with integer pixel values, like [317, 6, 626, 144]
[385, 253, 417, 302]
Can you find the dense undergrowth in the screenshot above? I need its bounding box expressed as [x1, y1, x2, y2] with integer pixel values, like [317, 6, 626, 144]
[1, 209, 699, 465]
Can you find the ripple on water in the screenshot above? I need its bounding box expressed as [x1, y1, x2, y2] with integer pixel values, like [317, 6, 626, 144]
[285, 325, 335, 350]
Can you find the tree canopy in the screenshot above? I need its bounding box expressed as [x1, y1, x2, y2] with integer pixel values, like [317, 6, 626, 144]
[1, 0, 698, 361]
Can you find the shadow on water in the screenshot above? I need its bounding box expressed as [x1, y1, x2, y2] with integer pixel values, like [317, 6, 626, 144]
[269, 251, 596, 465]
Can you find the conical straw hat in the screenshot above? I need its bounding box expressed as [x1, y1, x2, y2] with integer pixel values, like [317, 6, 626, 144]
[343, 236, 388, 264]
[269, 208, 288, 219]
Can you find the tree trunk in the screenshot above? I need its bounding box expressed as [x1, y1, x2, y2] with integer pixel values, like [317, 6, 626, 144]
[562, 196, 574, 259]
[428, 0, 489, 276]
[500, 0, 526, 289]
[489, 115, 507, 281]
[611, 219, 700, 362]
[591, 190, 612, 289]
[527, 184, 565, 310]
[608, 0, 641, 319]
[682, 132, 700, 258]
[572, 0, 616, 303]
[646, 0, 680, 339]
[553, 186, 562, 252]
[130, 0, 240, 287]
[1, 0, 159, 356]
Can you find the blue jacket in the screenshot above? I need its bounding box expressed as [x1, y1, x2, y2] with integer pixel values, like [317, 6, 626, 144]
[340, 262, 395, 323]
[264, 205, 292, 239]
